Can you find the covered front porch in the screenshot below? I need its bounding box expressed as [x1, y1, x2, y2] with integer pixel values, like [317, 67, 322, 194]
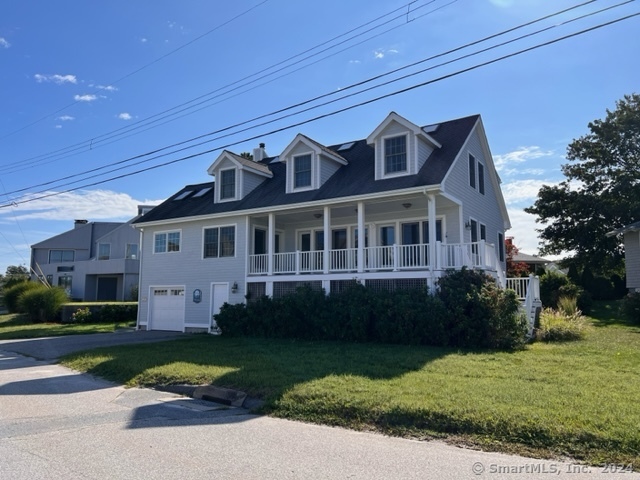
[245, 191, 502, 281]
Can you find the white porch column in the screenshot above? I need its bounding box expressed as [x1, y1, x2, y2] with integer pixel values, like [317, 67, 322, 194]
[428, 194, 437, 270]
[323, 206, 330, 274]
[267, 213, 275, 275]
[357, 202, 365, 274]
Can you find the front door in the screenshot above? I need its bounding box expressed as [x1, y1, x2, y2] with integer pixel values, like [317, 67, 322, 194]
[210, 283, 229, 332]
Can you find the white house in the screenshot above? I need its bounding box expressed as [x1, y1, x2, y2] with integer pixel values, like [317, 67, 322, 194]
[607, 220, 640, 292]
[133, 112, 511, 332]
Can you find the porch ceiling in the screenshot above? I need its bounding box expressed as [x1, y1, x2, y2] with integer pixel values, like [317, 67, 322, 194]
[252, 193, 458, 225]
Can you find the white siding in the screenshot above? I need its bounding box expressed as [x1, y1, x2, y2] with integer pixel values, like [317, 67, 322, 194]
[319, 155, 341, 185]
[442, 126, 507, 270]
[137, 215, 247, 329]
[242, 170, 266, 198]
[417, 137, 435, 172]
[625, 231, 640, 290]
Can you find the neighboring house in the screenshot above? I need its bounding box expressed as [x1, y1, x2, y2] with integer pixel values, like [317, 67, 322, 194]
[607, 221, 640, 292]
[133, 112, 512, 332]
[513, 252, 550, 274]
[30, 206, 154, 301]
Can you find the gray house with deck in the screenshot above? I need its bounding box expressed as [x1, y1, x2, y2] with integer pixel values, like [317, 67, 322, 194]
[30, 206, 153, 301]
[133, 112, 513, 332]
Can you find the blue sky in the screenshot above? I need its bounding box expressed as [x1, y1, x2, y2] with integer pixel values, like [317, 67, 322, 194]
[0, 0, 638, 275]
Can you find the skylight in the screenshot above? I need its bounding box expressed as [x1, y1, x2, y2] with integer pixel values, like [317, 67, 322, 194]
[193, 187, 212, 198]
[422, 124, 439, 134]
[173, 191, 193, 201]
[337, 142, 355, 151]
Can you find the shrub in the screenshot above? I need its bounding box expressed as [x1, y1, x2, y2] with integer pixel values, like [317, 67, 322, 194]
[70, 307, 93, 323]
[437, 268, 527, 350]
[557, 296, 578, 316]
[536, 308, 587, 342]
[590, 276, 616, 301]
[96, 304, 138, 323]
[2, 281, 42, 313]
[540, 272, 591, 313]
[621, 292, 640, 324]
[18, 287, 68, 323]
[129, 284, 139, 301]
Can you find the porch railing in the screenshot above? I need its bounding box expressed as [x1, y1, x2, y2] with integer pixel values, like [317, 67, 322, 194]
[248, 240, 498, 275]
[505, 277, 530, 300]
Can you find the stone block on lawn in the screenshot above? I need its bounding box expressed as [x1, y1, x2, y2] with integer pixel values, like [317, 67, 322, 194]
[193, 385, 247, 407]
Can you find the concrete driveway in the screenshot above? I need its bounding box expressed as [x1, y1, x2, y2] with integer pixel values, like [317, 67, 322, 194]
[1, 347, 637, 479]
[0, 330, 184, 360]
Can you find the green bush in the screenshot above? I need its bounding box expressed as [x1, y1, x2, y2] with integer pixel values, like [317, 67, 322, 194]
[216, 271, 528, 350]
[70, 307, 93, 323]
[18, 287, 68, 323]
[621, 292, 640, 324]
[540, 271, 591, 313]
[2, 281, 42, 313]
[557, 296, 579, 316]
[536, 308, 587, 342]
[590, 276, 616, 301]
[95, 304, 137, 323]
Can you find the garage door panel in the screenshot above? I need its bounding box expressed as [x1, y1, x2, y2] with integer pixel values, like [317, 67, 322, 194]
[150, 287, 185, 331]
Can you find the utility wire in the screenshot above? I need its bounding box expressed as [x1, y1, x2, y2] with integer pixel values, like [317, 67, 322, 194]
[2, 11, 637, 210]
[0, 0, 610, 196]
[0, 0, 446, 174]
[0, 0, 270, 143]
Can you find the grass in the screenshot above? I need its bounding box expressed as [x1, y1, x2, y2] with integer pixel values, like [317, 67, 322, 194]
[60, 300, 640, 466]
[0, 313, 135, 340]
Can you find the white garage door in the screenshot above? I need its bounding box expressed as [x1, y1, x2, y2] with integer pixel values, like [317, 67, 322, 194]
[150, 287, 185, 331]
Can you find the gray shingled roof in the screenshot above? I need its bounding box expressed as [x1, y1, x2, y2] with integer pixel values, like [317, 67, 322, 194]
[607, 220, 640, 236]
[135, 114, 480, 225]
[225, 150, 272, 176]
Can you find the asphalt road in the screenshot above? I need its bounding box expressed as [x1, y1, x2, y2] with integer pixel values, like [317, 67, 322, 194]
[0, 341, 637, 479]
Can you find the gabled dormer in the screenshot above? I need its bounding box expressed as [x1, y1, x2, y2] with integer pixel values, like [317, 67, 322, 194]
[366, 112, 441, 181]
[279, 134, 348, 194]
[207, 150, 272, 203]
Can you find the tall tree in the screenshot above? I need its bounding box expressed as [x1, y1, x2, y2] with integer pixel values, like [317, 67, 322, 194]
[525, 94, 640, 273]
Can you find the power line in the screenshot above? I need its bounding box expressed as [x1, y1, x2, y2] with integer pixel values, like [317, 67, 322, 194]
[1, 0, 610, 197]
[2, 10, 637, 210]
[0, 0, 447, 174]
[0, 0, 270, 143]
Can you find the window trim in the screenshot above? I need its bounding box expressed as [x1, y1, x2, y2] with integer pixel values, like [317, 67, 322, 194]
[98, 243, 111, 260]
[468, 153, 476, 189]
[219, 168, 237, 201]
[153, 230, 182, 254]
[293, 153, 313, 190]
[48, 249, 75, 263]
[290, 151, 315, 192]
[203, 224, 237, 259]
[382, 133, 409, 177]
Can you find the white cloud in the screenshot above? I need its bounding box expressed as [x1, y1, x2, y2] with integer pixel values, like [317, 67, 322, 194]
[373, 48, 399, 60]
[349, 60, 361, 64]
[493, 146, 553, 172]
[118, 112, 132, 120]
[141, 37, 148, 43]
[2, 190, 164, 222]
[97, 84, 118, 91]
[489, 0, 515, 6]
[374, 50, 385, 59]
[34, 73, 77, 85]
[74, 94, 97, 102]
[57, 115, 75, 121]
[0, 37, 10, 48]
[501, 179, 559, 205]
[54, 125, 62, 129]
[505, 208, 544, 255]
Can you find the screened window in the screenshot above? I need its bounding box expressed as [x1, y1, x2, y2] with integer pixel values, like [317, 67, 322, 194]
[469, 154, 476, 189]
[204, 226, 235, 258]
[384, 136, 407, 174]
[49, 250, 75, 263]
[478, 162, 485, 194]
[220, 169, 236, 199]
[98, 243, 110, 260]
[154, 231, 180, 253]
[294, 154, 312, 188]
[125, 243, 138, 259]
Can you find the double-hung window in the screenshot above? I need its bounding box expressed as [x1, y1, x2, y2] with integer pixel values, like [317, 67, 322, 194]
[204, 226, 236, 258]
[220, 169, 236, 200]
[154, 231, 181, 253]
[294, 154, 312, 189]
[384, 135, 407, 174]
[98, 243, 110, 260]
[469, 154, 476, 189]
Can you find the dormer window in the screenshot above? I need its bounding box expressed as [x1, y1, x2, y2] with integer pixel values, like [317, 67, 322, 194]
[384, 135, 407, 174]
[294, 154, 312, 188]
[220, 169, 236, 200]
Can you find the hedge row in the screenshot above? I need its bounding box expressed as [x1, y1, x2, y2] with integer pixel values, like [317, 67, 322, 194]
[215, 269, 528, 350]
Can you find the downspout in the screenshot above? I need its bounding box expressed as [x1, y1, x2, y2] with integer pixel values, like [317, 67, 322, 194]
[136, 227, 144, 330]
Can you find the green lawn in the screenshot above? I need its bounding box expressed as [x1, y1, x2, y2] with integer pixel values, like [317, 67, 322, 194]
[60, 301, 640, 466]
[0, 313, 135, 340]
